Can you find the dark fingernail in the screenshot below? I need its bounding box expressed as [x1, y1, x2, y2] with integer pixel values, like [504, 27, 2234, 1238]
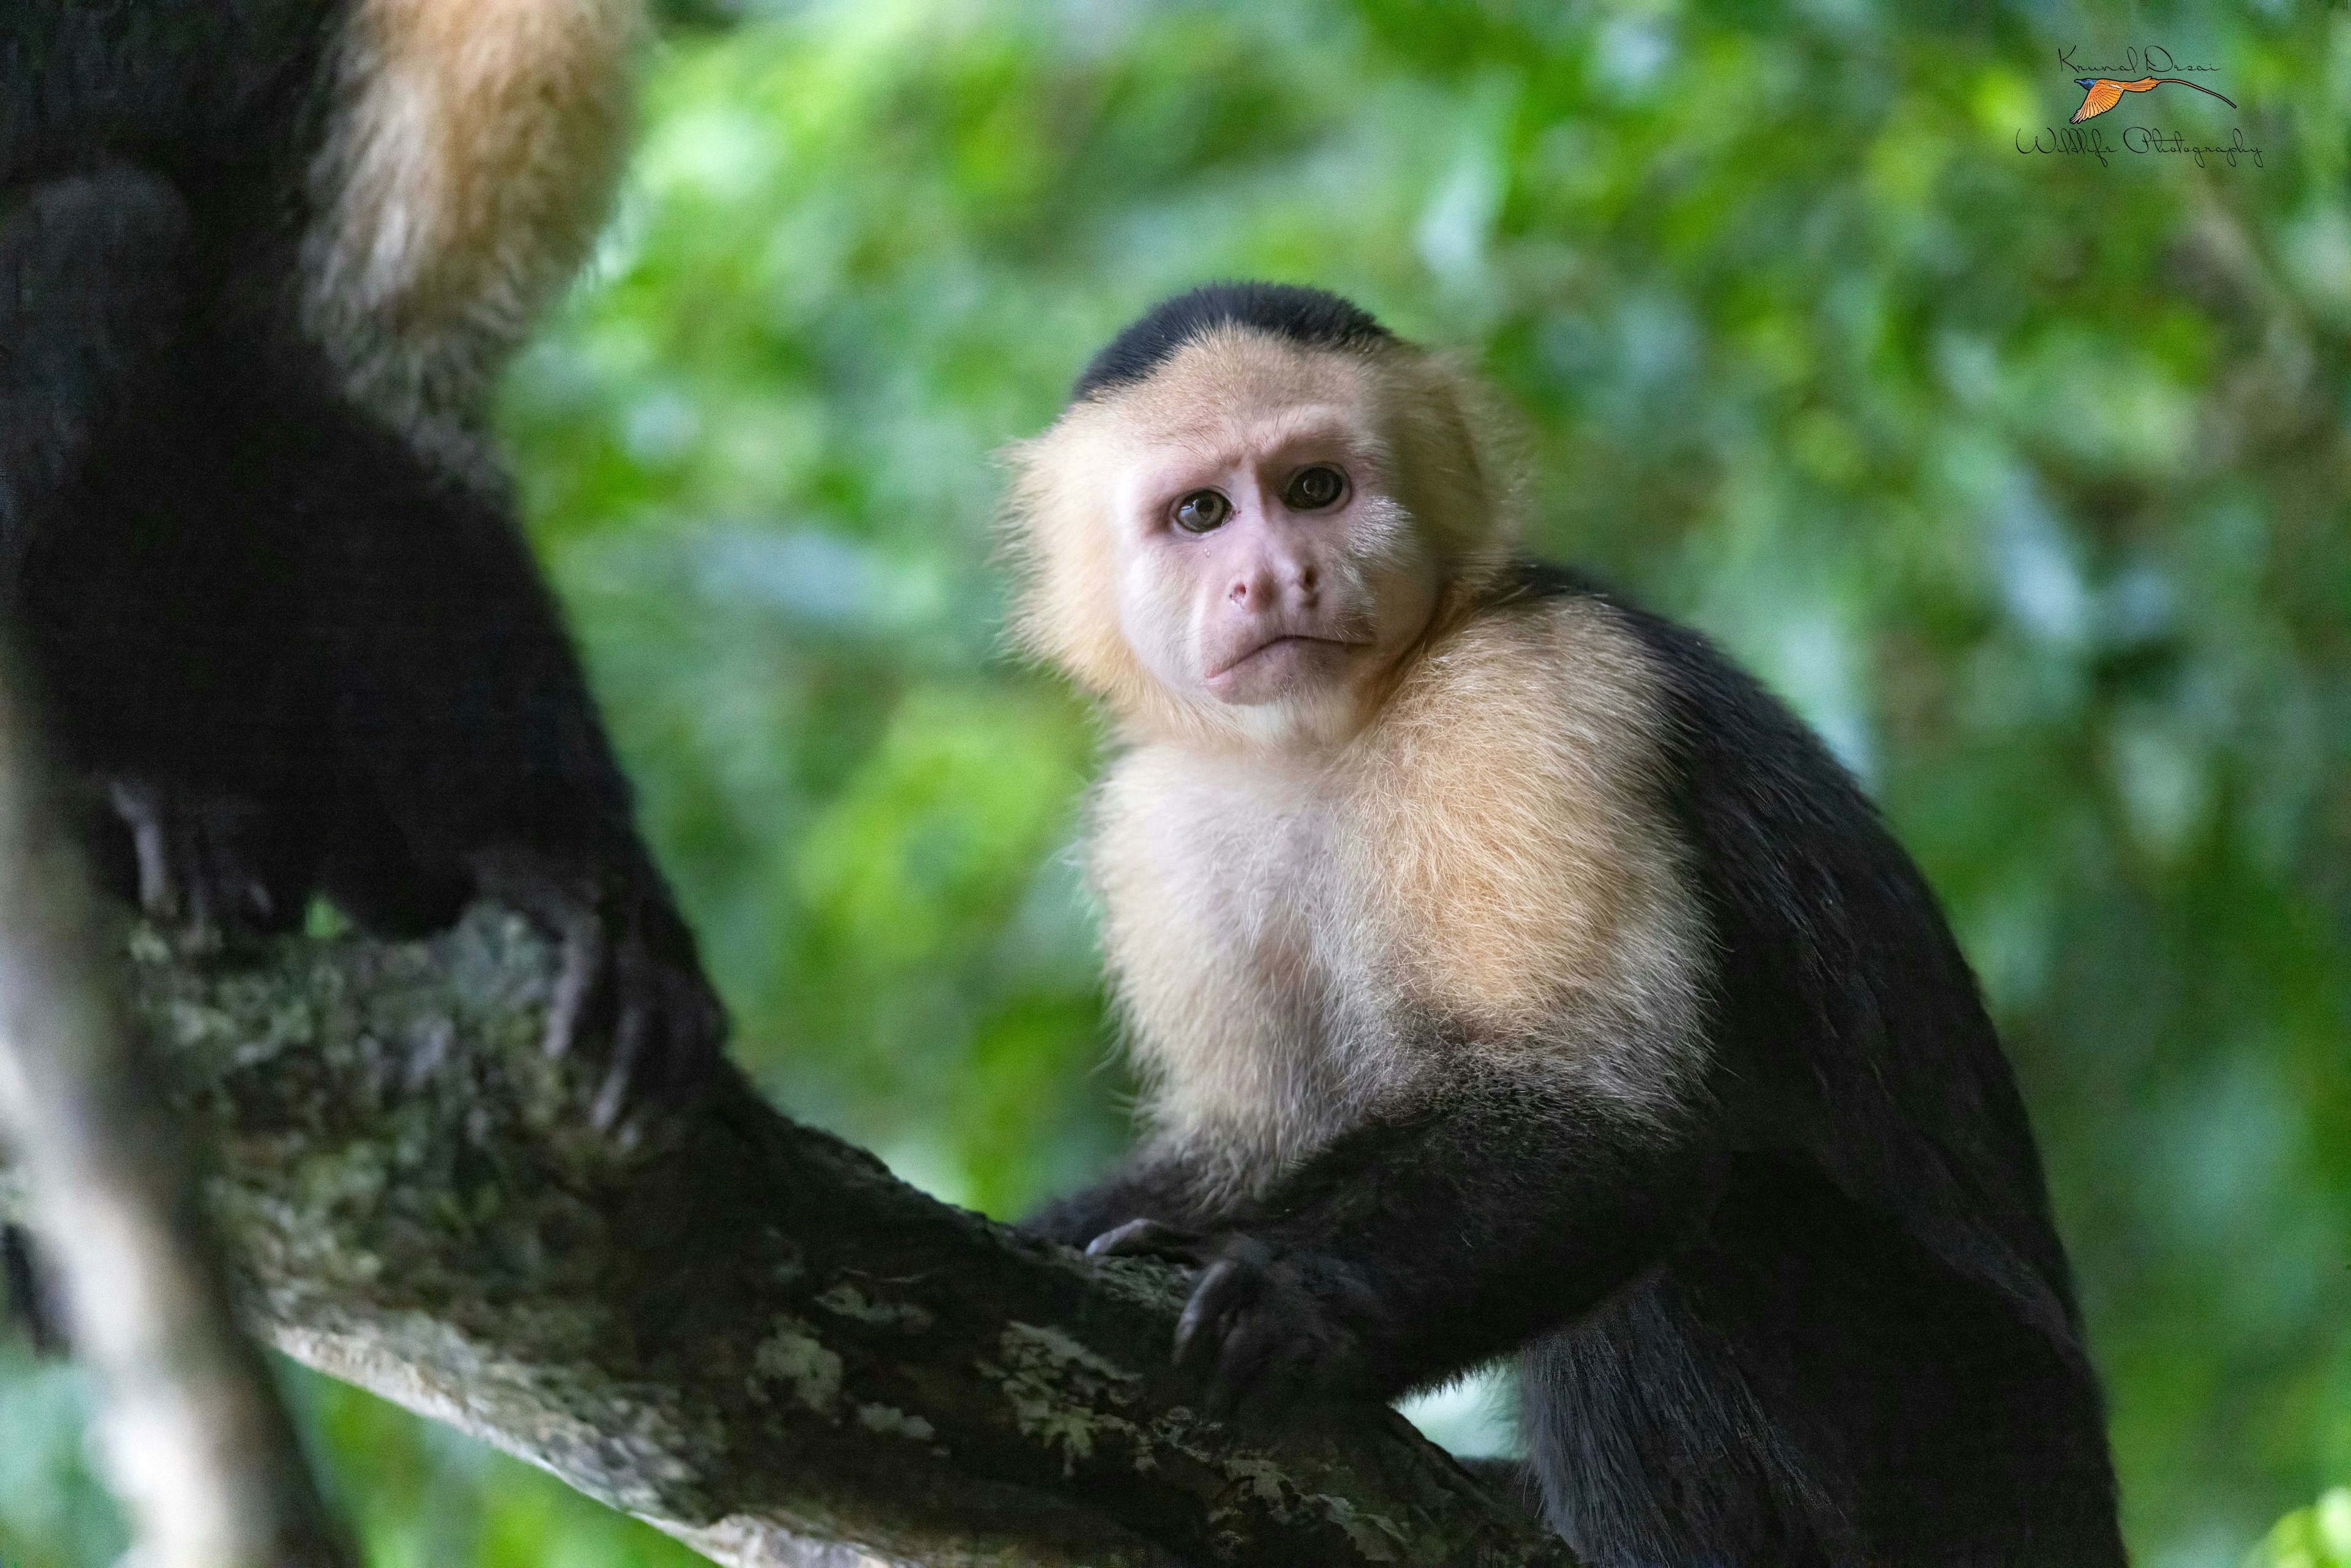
[1087, 1219, 1147, 1256]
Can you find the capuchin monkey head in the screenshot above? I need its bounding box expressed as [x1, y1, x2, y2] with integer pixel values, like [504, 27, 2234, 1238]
[1005, 285, 1515, 748]
[1109, 366, 1438, 715]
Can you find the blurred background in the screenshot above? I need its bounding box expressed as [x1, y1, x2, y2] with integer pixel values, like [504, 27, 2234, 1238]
[6, 0, 2350, 1563]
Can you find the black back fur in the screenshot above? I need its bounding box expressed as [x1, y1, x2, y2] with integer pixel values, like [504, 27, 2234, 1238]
[1505, 564, 2123, 1565]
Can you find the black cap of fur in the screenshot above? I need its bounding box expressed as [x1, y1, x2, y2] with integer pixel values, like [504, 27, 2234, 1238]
[1072, 282, 1393, 402]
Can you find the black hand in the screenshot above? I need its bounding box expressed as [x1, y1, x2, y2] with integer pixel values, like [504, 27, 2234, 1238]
[1092, 1222, 1382, 1421]
[280, 391, 730, 1130]
[481, 850, 727, 1128]
[1107, 1065, 1720, 1406]
[102, 779, 310, 940]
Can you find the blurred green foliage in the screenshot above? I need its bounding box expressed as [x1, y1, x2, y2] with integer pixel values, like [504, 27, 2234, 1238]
[4, 1, 2349, 1564]
[2253, 1489, 2351, 1568]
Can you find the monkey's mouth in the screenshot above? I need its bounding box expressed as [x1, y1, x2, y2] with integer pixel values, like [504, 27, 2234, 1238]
[1210, 634, 1363, 675]
[1204, 634, 1368, 699]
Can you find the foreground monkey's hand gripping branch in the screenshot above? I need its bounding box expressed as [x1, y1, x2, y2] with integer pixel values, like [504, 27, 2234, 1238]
[1006, 282, 2127, 1567]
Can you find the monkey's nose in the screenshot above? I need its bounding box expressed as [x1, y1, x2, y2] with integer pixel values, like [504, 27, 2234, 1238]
[1228, 562, 1283, 606]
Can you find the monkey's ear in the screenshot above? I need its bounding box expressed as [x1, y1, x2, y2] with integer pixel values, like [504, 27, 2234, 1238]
[1376, 350, 1521, 587]
[996, 415, 1155, 707]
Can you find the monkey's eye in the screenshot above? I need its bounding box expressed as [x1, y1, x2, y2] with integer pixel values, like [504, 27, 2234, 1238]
[1284, 465, 1347, 511]
[1171, 490, 1231, 533]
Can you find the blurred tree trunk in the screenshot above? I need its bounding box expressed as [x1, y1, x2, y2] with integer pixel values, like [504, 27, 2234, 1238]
[0, 651, 353, 1568]
[0, 905, 1569, 1568]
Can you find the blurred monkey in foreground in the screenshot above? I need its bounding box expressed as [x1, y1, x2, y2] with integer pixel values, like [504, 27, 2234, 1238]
[1, 0, 722, 1115]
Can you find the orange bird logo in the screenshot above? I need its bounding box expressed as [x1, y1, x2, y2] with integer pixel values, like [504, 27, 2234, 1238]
[2071, 76, 2235, 122]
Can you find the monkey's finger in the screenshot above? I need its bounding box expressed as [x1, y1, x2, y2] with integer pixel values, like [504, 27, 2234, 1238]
[196, 819, 276, 931]
[1205, 1307, 1297, 1422]
[182, 822, 219, 932]
[591, 985, 655, 1132]
[643, 968, 727, 1104]
[592, 945, 667, 1128]
[163, 813, 203, 927]
[546, 915, 609, 1060]
[1087, 1219, 1204, 1261]
[661, 970, 729, 1098]
[1174, 1258, 1260, 1370]
[110, 782, 176, 920]
[1087, 1219, 1162, 1256]
[173, 815, 236, 954]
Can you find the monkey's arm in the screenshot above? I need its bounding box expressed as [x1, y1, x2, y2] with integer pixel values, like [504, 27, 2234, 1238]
[266, 375, 726, 1120]
[1098, 1060, 1721, 1416]
[0, 168, 188, 577]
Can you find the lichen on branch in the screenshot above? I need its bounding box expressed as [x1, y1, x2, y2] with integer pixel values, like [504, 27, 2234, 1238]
[5, 906, 1571, 1567]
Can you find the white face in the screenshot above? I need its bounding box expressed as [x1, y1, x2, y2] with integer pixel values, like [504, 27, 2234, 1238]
[1108, 404, 1443, 730]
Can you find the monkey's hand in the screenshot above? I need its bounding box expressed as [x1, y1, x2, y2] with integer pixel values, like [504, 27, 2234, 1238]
[100, 781, 309, 945]
[1089, 1220, 1385, 1422]
[476, 850, 728, 1131]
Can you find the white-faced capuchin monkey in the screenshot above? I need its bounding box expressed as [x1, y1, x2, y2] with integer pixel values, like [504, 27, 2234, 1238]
[1008, 283, 2125, 1567]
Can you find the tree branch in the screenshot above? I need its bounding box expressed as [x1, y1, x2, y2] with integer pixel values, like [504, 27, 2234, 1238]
[4, 906, 1569, 1567]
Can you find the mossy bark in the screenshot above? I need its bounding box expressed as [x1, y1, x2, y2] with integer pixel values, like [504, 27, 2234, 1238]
[13, 907, 1572, 1567]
